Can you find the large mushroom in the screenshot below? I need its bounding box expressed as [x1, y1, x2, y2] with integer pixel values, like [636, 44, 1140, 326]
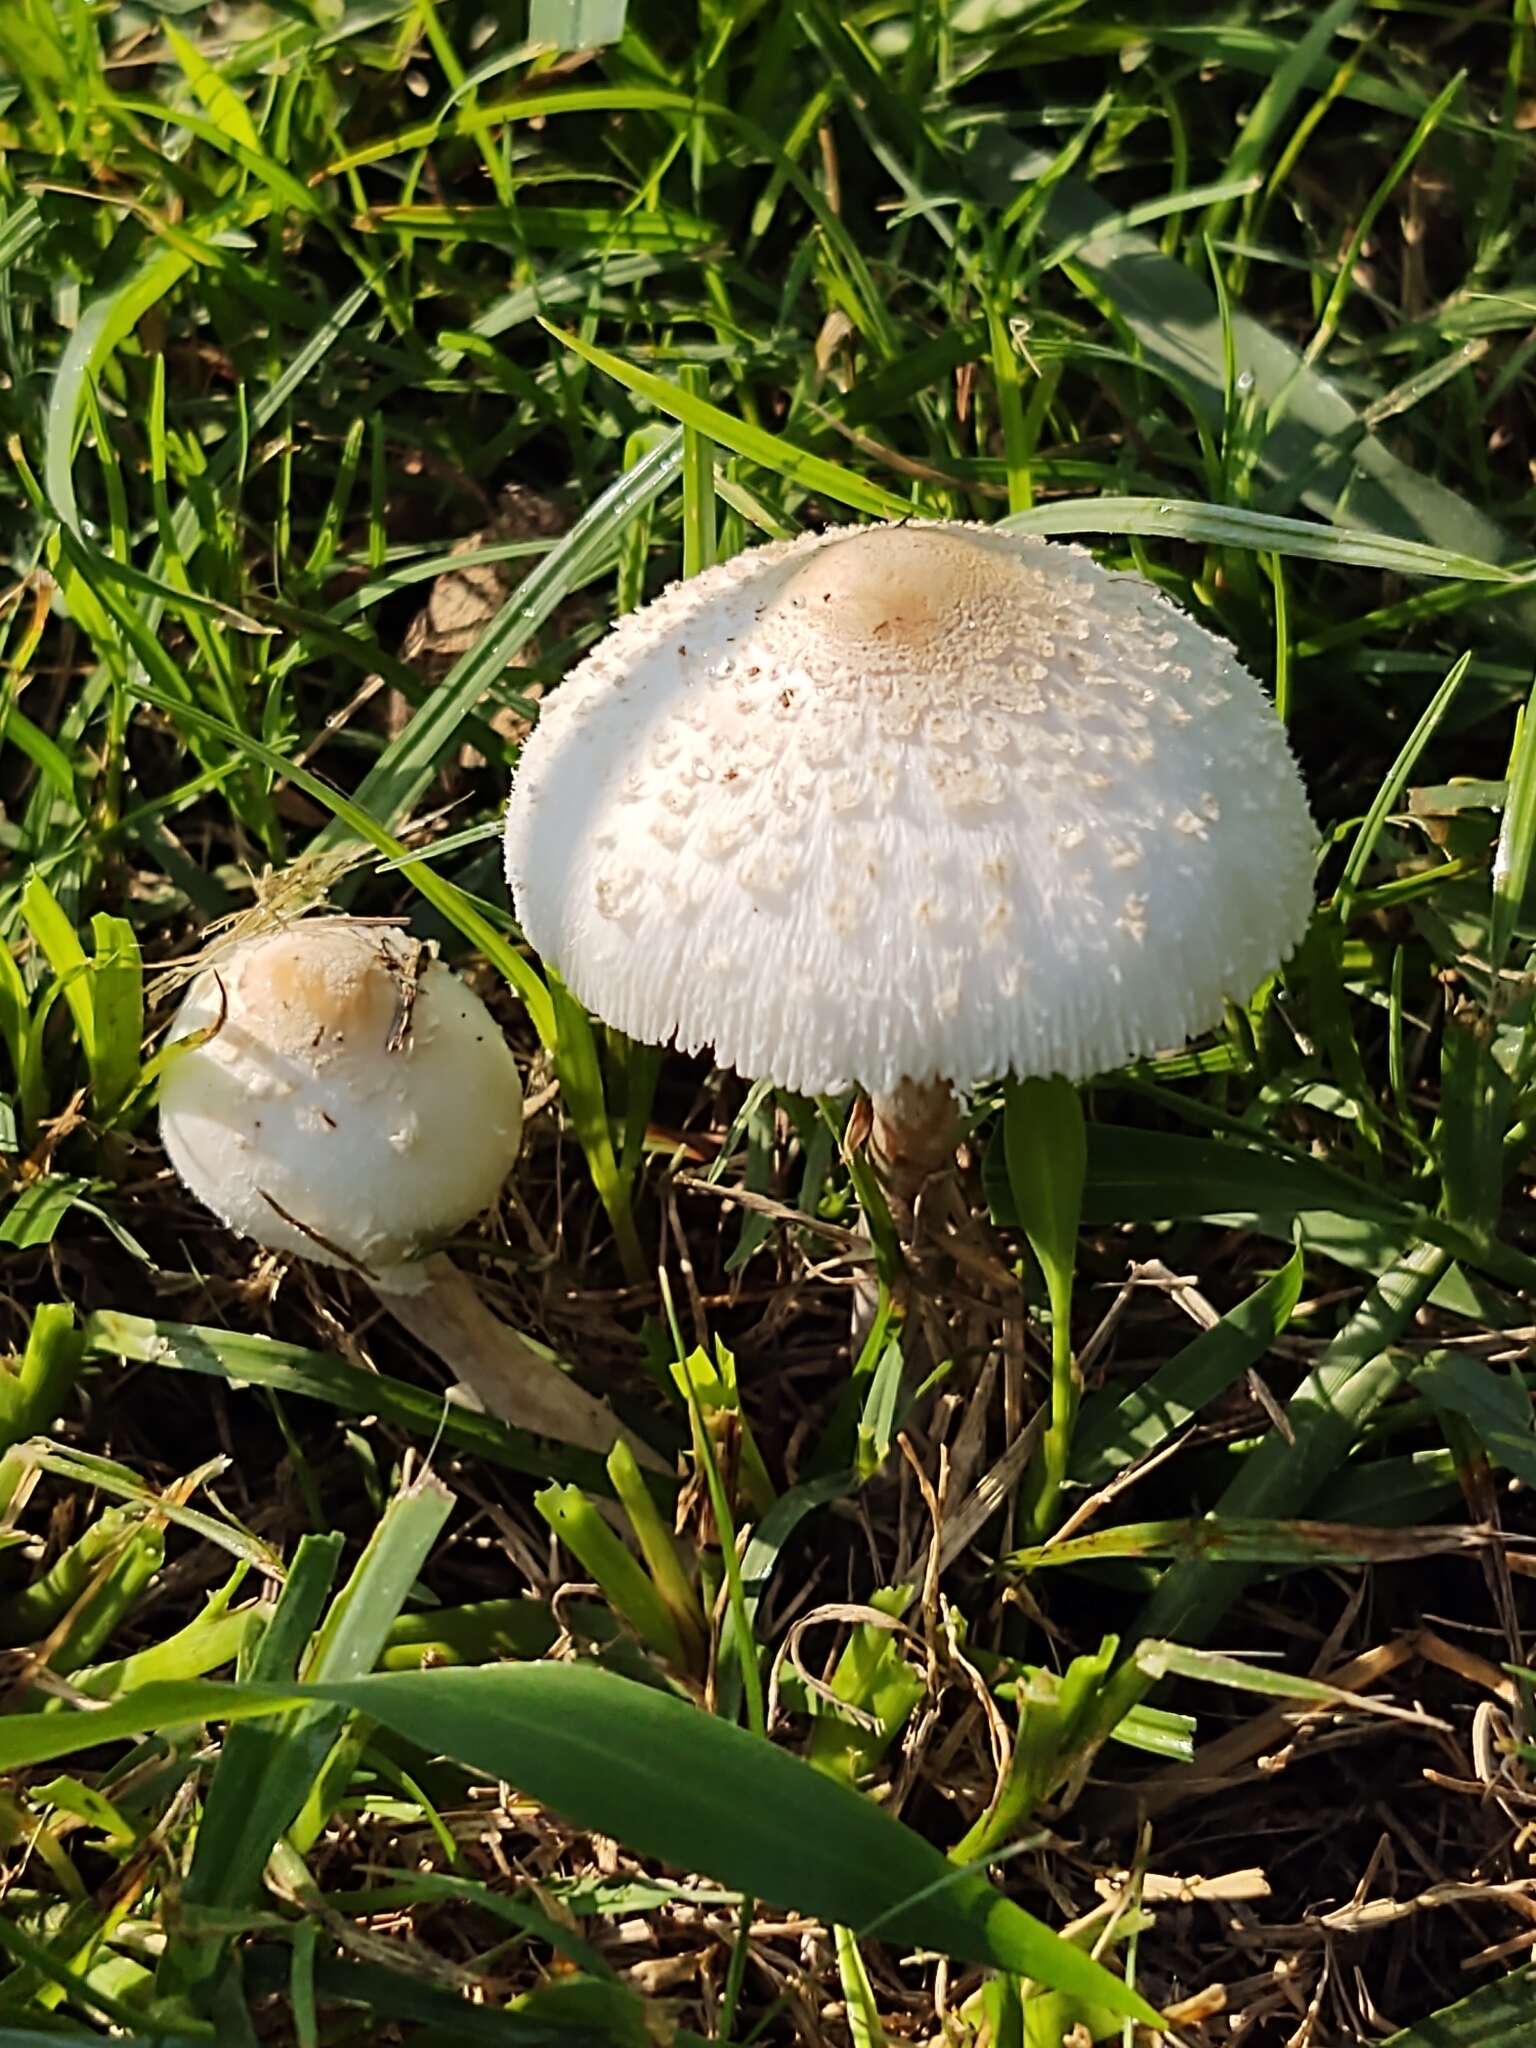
[159, 916, 657, 1464]
[503, 521, 1314, 1230]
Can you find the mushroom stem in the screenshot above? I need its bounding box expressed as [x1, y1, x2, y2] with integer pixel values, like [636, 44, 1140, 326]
[851, 1079, 959, 1348]
[868, 1079, 959, 1232]
[374, 1257, 666, 1472]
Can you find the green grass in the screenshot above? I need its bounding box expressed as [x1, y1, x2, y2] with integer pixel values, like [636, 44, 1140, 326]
[3, 1, 1536, 2041]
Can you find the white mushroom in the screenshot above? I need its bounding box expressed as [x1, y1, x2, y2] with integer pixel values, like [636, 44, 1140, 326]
[160, 917, 659, 1464]
[503, 521, 1314, 1213]
[161, 920, 521, 1288]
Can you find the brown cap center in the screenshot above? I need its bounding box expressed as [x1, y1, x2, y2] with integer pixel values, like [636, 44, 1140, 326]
[238, 928, 402, 1052]
[770, 526, 990, 656]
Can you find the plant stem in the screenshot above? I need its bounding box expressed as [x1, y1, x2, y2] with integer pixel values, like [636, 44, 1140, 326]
[1027, 1269, 1078, 1541]
[1003, 1076, 1088, 1540]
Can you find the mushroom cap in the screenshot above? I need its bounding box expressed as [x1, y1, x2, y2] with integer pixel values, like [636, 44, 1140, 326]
[504, 522, 1315, 1096]
[159, 919, 524, 1291]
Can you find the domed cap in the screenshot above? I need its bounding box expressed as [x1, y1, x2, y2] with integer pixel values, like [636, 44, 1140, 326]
[160, 919, 524, 1290]
[503, 522, 1314, 1096]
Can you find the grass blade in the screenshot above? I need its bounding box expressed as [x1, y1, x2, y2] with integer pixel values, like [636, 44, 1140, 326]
[81, 1312, 616, 1489]
[543, 323, 912, 519]
[175, 1473, 452, 1964]
[1001, 500, 1507, 582]
[0, 1305, 85, 1454]
[309, 431, 684, 853]
[536, 1483, 688, 1669]
[162, 20, 261, 150]
[0, 1666, 1164, 2022]
[86, 913, 143, 1124]
[547, 972, 647, 1282]
[112, 677, 555, 1045]
[1201, 0, 1361, 246]
[1491, 676, 1536, 974]
[1071, 1242, 1306, 1483]
[1380, 1965, 1536, 2047]
[1131, 1240, 1450, 1651]
[965, 139, 1536, 623]
[529, 0, 628, 47]
[1337, 653, 1473, 912]
[170, 1534, 342, 1979]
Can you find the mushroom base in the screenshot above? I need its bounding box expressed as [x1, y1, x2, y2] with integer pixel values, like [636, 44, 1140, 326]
[869, 1078, 960, 1217]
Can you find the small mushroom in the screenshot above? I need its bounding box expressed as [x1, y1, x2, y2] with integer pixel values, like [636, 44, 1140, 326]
[160, 916, 657, 1464]
[503, 521, 1314, 1225]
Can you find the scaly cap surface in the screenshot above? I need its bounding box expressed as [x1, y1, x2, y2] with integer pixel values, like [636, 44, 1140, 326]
[504, 523, 1315, 1094]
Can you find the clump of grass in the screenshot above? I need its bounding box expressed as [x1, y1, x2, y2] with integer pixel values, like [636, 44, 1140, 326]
[1, 3, 1535, 2042]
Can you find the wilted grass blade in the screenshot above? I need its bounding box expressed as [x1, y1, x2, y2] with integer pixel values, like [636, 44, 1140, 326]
[1009, 1516, 1483, 1571]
